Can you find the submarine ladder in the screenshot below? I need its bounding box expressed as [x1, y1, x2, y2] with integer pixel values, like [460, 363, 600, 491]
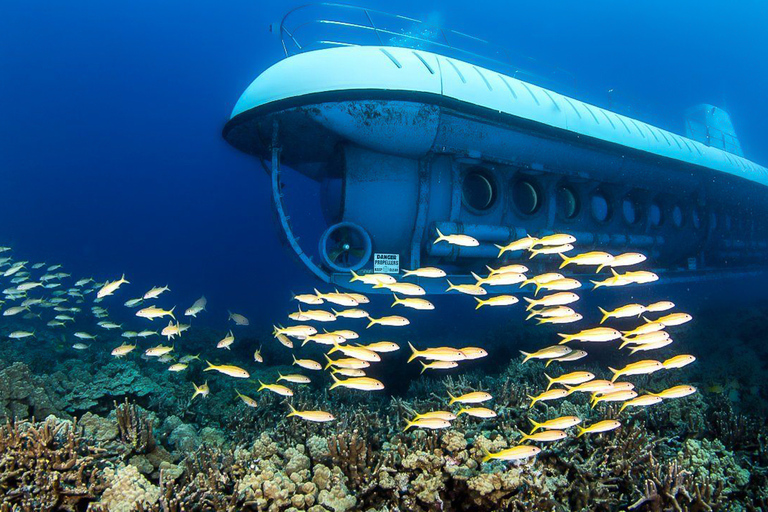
[269, 121, 330, 283]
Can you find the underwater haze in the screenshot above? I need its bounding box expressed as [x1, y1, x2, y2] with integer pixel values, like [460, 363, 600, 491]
[1, 1, 768, 511]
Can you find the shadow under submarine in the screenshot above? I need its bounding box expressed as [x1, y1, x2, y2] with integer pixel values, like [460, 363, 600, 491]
[222, 4, 768, 294]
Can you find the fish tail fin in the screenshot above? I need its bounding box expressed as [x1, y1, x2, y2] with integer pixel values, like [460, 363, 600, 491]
[642, 316, 652, 323]
[525, 310, 536, 321]
[608, 367, 620, 383]
[329, 373, 340, 390]
[527, 395, 537, 408]
[433, 227, 445, 244]
[366, 317, 376, 329]
[519, 350, 531, 364]
[591, 280, 603, 290]
[598, 306, 609, 324]
[619, 338, 632, 349]
[257, 380, 266, 391]
[536, 318, 548, 325]
[313, 288, 323, 298]
[331, 308, 340, 316]
[485, 265, 495, 274]
[558, 253, 571, 269]
[618, 403, 628, 414]
[523, 297, 536, 311]
[169, 306, 176, 320]
[402, 269, 413, 277]
[610, 268, 619, 277]
[419, 361, 428, 374]
[323, 354, 334, 370]
[404, 420, 415, 431]
[528, 248, 538, 259]
[544, 373, 554, 390]
[557, 333, 571, 345]
[628, 346, 640, 356]
[534, 283, 542, 297]
[517, 429, 530, 442]
[447, 391, 457, 405]
[481, 445, 493, 463]
[286, 403, 297, 417]
[474, 297, 485, 310]
[392, 294, 401, 307]
[349, 270, 360, 283]
[576, 426, 586, 438]
[445, 280, 455, 292]
[596, 263, 606, 273]
[494, 244, 506, 258]
[203, 360, 215, 372]
[470, 271, 483, 284]
[545, 359, 555, 368]
[527, 417, 541, 434]
[407, 341, 419, 363]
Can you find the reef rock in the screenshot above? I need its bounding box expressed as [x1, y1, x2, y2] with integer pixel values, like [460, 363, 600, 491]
[99, 464, 160, 512]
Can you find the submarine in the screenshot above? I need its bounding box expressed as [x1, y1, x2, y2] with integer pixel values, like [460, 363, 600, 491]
[223, 3, 768, 294]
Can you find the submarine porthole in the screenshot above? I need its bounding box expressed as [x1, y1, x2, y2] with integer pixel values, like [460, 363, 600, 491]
[590, 191, 611, 222]
[709, 211, 718, 230]
[462, 169, 496, 212]
[692, 208, 701, 229]
[556, 185, 579, 219]
[649, 202, 663, 227]
[511, 178, 541, 215]
[672, 205, 684, 228]
[621, 197, 639, 225]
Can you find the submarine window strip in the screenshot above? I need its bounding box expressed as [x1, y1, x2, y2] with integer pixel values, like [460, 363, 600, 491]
[445, 59, 466, 83]
[562, 97, 581, 118]
[519, 82, 540, 105]
[473, 66, 493, 91]
[412, 52, 435, 74]
[581, 104, 600, 124]
[379, 49, 402, 68]
[541, 90, 561, 111]
[628, 119, 646, 139]
[497, 74, 518, 100]
[598, 109, 615, 129]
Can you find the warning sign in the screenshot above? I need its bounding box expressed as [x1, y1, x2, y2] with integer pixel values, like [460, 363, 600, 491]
[374, 253, 400, 274]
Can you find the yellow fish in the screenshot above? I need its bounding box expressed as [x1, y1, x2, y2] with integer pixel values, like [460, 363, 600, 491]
[486, 264, 528, 275]
[324, 355, 370, 370]
[544, 371, 595, 390]
[619, 330, 670, 349]
[402, 267, 446, 278]
[391, 294, 434, 310]
[545, 349, 588, 367]
[445, 280, 486, 296]
[328, 343, 381, 362]
[273, 324, 317, 338]
[627, 338, 673, 354]
[331, 308, 369, 319]
[346, 293, 369, 304]
[412, 410, 457, 422]
[650, 385, 697, 399]
[621, 321, 665, 338]
[404, 417, 452, 431]
[292, 355, 323, 370]
[433, 227, 479, 247]
[598, 252, 645, 272]
[528, 416, 581, 434]
[331, 368, 367, 377]
[235, 390, 259, 408]
[300, 332, 346, 346]
[527, 388, 568, 408]
[275, 333, 294, 349]
[559, 251, 614, 270]
[517, 429, 567, 442]
[329, 374, 385, 391]
[618, 394, 663, 413]
[374, 282, 426, 296]
[136, 305, 176, 321]
[598, 303, 646, 324]
[420, 361, 459, 373]
[591, 389, 638, 408]
[257, 380, 293, 396]
[366, 315, 410, 328]
[143, 285, 170, 300]
[456, 407, 497, 419]
[528, 244, 574, 259]
[526, 305, 576, 321]
[609, 360, 663, 382]
[168, 363, 188, 372]
[481, 444, 540, 462]
[520, 345, 572, 363]
[646, 300, 674, 312]
[448, 391, 492, 405]
[96, 274, 129, 299]
[474, 295, 519, 309]
[524, 292, 579, 311]
[145, 344, 174, 357]
[563, 380, 615, 395]
[649, 312, 693, 327]
[472, 272, 526, 287]
[204, 361, 250, 379]
[661, 354, 696, 369]
[534, 278, 581, 296]
[297, 308, 337, 322]
[359, 341, 400, 353]
[277, 373, 311, 384]
[216, 330, 235, 350]
[315, 289, 357, 307]
[349, 270, 396, 286]
[558, 327, 621, 344]
[408, 342, 466, 362]
[576, 419, 621, 437]
[323, 328, 358, 340]
[111, 344, 136, 357]
[591, 270, 634, 289]
[292, 292, 324, 305]
[459, 347, 488, 359]
[253, 346, 263, 363]
[494, 235, 538, 258]
[521, 273, 564, 288]
[191, 381, 209, 400]
[535, 233, 576, 246]
[537, 313, 583, 325]
[287, 403, 335, 422]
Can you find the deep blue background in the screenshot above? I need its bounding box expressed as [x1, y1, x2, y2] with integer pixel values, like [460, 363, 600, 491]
[1, 1, 767, 330]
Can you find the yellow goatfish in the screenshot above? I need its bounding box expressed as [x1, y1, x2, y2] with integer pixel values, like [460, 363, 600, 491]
[650, 385, 697, 399]
[558, 327, 621, 344]
[456, 407, 497, 419]
[591, 389, 638, 408]
[217, 330, 235, 349]
[646, 300, 674, 312]
[287, 403, 335, 422]
[298, 308, 337, 322]
[235, 390, 259, 408]
[300, 332, 346, 346]
[404, 417, 451, 431]
[391, 294, 434, 310]
[621, 321, 665, 338]
[402, 267, 446, 278]
[481, 444, 540, 463]
[448, 391, 492, 405]
[347, 292, 369, 304]
[331, 368, 367, 377]
[292, 355, 322, 370]
[517, 429, 567, 442]
[559, 251, 614, 270]
[145, 344, 174, 357]
[627, 338, 673, 354]
[314, 289, 357, 307]
[420, 361, 459, 373]
[618, 394, 663, 413]
[598, 303, 646, 324]
[273, 324, 317, 338]
[96, 274, 129, 299]
[591, 270, 634, 289]
[329, 374, 385, 391]
[459, 347, 488, 359]
[324, 328, 358, 340]
[331, 308, 369, 319]
[537, 313, 583, 325]
[446, 280, 486, 296]
[277, 373, 311, 384]
[494, 235, 538, 258]
[619, 330, 670, 349]
[521, 273, 564, 288]
[328, 343, 381, 362]
[323, 355, 370, 370]
[621, 270, 659, 284]
[111, 344, 136, 357]
[609, 360, 663, 382]
[576, 420, 621, 437]
[257, 380, 293, 396]
[534, 278, 581, 296]
[526, 305, 577, 321]
[528, 244, 573, 259]
[433, 227, 479, 247]
[204, 361, 250, 379]
[359, 341, 400, 353]
[191, 381, 209, 400]
[528, 416, 581, 434]
[366, 315, 410, 328]
[535, 233, 577, 246]
[545, 349, 588, 367]
[349, 270, 396, 286]
[168, 363, 188, 372]
[412, 411, 457, 422]
[649, 312, 693, 327]
[472, 271, 526, 286]
[374, 282, 426, 296]
[523, 292, 579, 311]
[527, 388, 568, 408]
[474, 295, 519, 309]
[292, 292, 324, 305]
[408, 342, 466, 362]
[486, 264, 528, 275]
[520, 345, 572, 363]
[136, 305, 176, 321]
[662, 354, 696, 369]
[544, 371, 595, 390]
[599, 252, 646, 272]
[563, 380, 615, 395]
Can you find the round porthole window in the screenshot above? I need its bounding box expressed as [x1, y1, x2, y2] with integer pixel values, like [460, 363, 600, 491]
[709, 211, 718, 230]
[462, 169, 496, 211]
[692, 208, 701, 229]
[622, 197, 639, 225]
[512, 178, 541, 215]
[590, 191, 610, 222]
[649, 202, 663, 227]
[672, 205, 683, 228]
[556, 185, 579, 219]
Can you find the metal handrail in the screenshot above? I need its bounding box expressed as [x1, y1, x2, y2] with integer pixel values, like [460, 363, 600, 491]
[278, 3, 577, 93]
[685, 119, 743, 156]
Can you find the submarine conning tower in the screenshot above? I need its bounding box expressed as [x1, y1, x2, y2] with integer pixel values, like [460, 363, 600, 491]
[223, 4, 768, 293]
